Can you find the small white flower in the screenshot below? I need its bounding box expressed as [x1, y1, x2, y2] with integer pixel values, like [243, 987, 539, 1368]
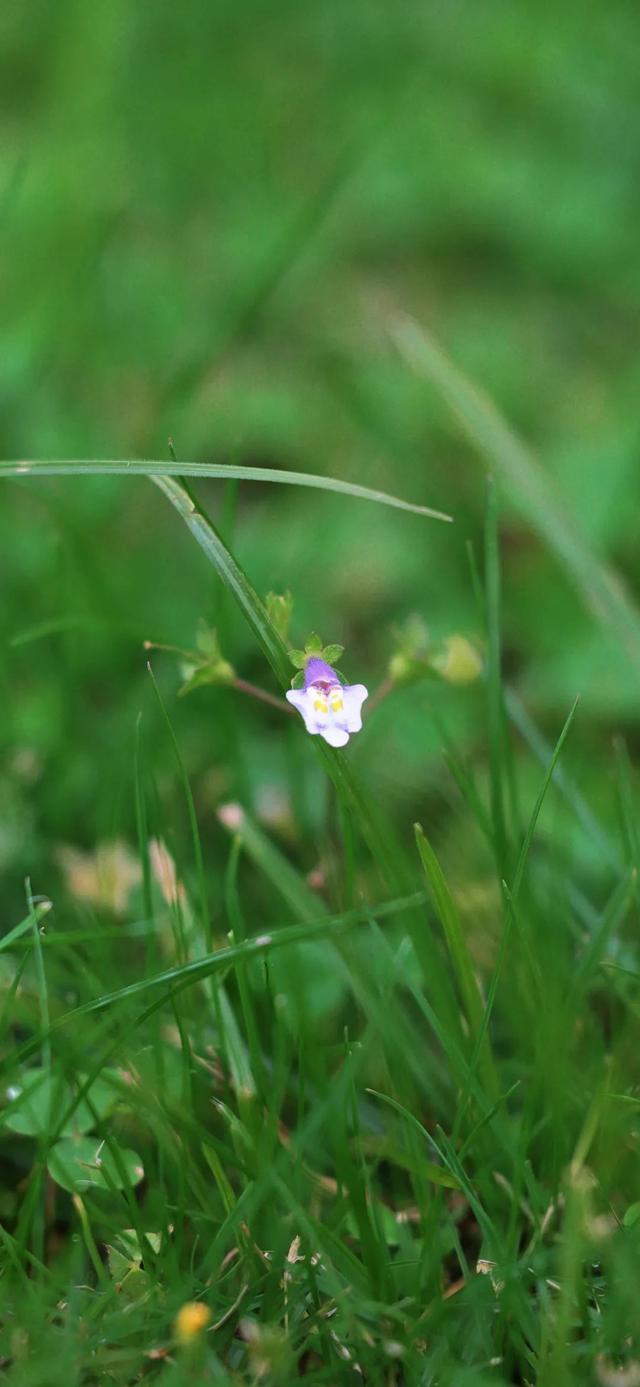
[286, 657, 368, 748]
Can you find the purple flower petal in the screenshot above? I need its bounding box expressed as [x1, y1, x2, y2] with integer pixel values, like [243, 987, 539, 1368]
[286, 676, 368, 748]
[303, 656, 339, 689]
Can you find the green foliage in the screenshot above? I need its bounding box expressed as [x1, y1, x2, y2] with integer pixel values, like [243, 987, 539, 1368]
[47, 1138, 144, 1195]
[4, 1067, 119, 1137]
[2, 2, 640, 1381]
[265, 590, 294, 643]
[177, 620, 235, 696]
[288, 635, 346, 676]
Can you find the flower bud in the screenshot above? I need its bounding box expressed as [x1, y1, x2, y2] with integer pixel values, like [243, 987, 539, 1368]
[430, 635, 482, 685]
[174, 1300, 211, 1346]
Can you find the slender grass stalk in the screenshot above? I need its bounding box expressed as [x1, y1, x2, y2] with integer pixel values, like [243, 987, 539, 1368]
[414, 823, 499, 1102]
[0, 457, 452, 521]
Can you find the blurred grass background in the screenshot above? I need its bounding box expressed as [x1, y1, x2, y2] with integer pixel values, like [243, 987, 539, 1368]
[3, 2, 640, 884]
[2, 2, 640, 1379]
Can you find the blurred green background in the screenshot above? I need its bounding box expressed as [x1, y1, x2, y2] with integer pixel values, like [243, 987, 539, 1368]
[2, 0, 640, 915]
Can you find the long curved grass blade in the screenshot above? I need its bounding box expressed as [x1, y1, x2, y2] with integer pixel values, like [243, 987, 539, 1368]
[0, 457, 452, 522]
[154, 476, 412, 894]
[505, 686, 620, 871]
[31, 893, 426, 1035]
[365, 1089, 461, 1189]
[393, 315, 640, 674]
[155, 475, 292, 684]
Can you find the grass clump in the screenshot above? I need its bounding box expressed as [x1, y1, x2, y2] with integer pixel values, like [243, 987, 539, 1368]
[2, 461, 640, 1386]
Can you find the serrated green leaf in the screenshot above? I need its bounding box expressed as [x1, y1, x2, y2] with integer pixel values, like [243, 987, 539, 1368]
[48, 1137, 144, 1193]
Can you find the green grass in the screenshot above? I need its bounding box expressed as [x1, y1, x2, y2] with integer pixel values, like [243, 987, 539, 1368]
[3, 1, 640, 1381]
[2, 462, 640, 1384]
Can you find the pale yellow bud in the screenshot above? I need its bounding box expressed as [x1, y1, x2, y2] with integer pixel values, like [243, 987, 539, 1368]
[431, 635, 482, 685]
[388, 652, 415, 684]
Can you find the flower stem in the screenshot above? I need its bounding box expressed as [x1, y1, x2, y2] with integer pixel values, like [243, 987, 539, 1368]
[231, 677, 295, 715]
[366, 676, 395, 715]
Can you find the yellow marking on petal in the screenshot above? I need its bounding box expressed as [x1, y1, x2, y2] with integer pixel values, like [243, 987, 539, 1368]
[314, 697, 328, 713]
[330, 697, 344, 712]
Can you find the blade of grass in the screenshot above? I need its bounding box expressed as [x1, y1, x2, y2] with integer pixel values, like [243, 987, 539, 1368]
[510, 694, 581, 901]
[146, 661, 209, 947]
[223, 835, 265, 1102]
[153, 475, 420, 898]
[505, 686, 620, 871]
[414, 824, 498, 1102]
[217, 805, 319, 924]
[453, 897, 516, 1143]
[26, 879, 50, 1071]
[1, 900, 51, 954]
[4, 892, 426, 1059]
[134, 712, 153, 930]
[0, 458, 452, 522]
[484, 476, 508, 874]
[571, 872, 635, 996]
[393, 315, 640, 676]
[152, 476, 471, 1061]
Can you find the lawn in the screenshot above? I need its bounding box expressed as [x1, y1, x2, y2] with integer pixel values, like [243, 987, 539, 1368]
[2, 2, 640, 1383]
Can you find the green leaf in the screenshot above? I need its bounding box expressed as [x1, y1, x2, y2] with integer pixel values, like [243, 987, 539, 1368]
[117, 1228, 162, 1259]
[195, 619, 221, 659]
[305, 632, 323, 653]
[106, 1245, 134, 1281]
[290, 671, 305, 689]
[623, 1202, 640, 1229]
[265, 591, 293, 642]
[288, 649, 306, 670]
[4, 1068, 120, 1137]
[321, 644, 344, 664]
[48, 1137, 144, 1193]
[106, 1228, 162, 1299]
[0, 458, 452, 522]
[106, 1254, 151, 1302]
[178, 660, 234, 697]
